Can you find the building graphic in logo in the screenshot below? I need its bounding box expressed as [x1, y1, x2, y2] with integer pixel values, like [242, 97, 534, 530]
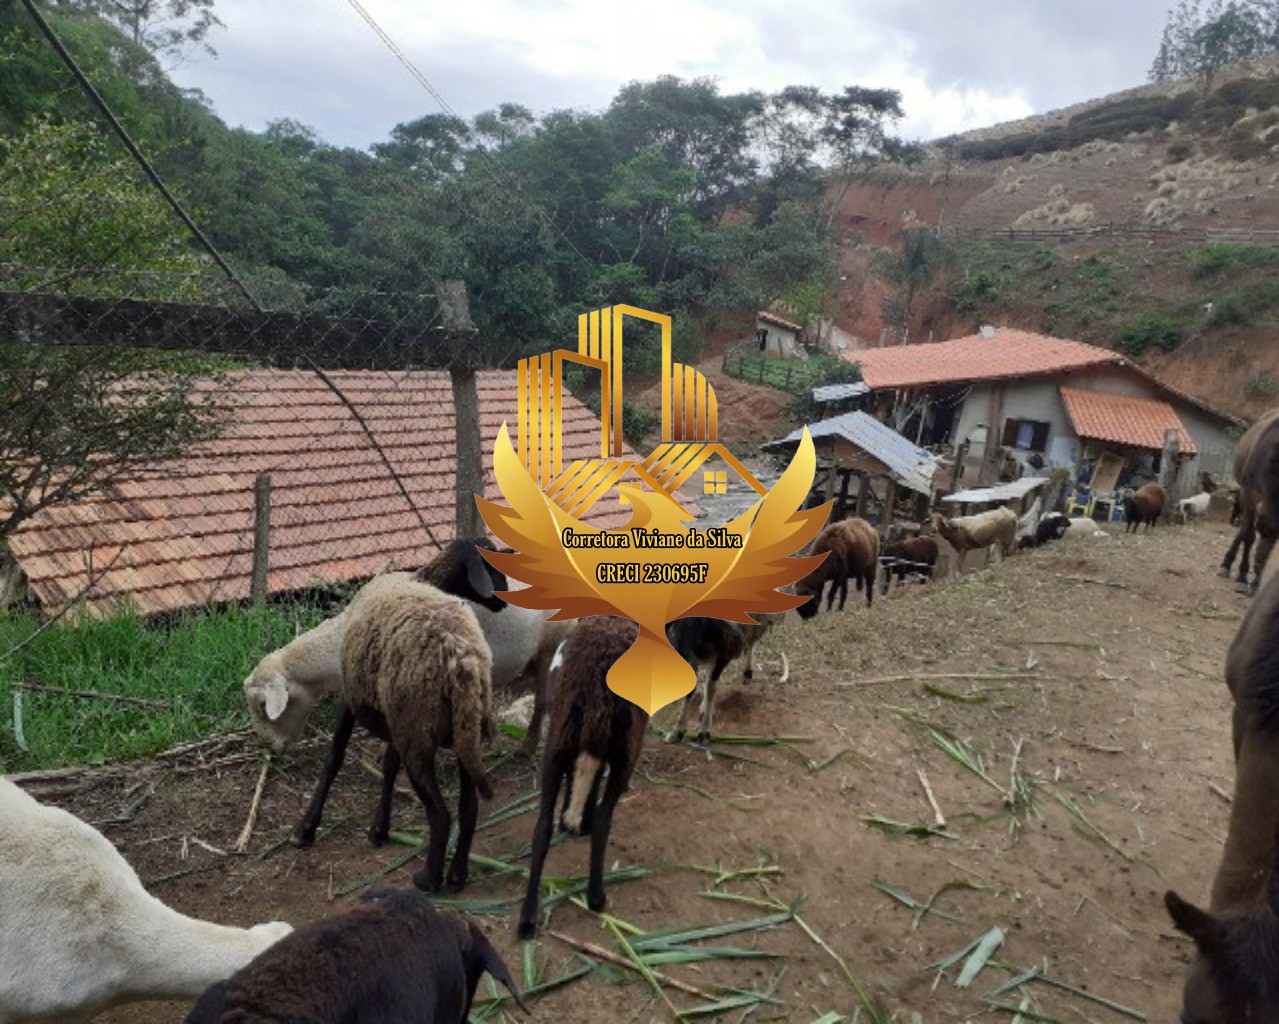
[478, 304, 831, 715]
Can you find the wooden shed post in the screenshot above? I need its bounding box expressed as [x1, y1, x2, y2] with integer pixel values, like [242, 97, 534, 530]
[1160, 428, 1181, 495]
[883, 478, 898, 530]
[855, 474, 870, 518]
[251, 473, 271, 606]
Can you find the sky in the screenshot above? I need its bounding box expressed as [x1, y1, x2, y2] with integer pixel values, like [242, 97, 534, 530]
[166, 0, 1177, 152]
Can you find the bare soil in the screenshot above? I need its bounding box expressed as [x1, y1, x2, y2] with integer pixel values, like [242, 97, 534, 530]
[31, 520, 1248, 1023]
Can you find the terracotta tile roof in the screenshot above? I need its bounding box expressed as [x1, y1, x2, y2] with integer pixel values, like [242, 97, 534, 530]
[1059, 386, 1198, 456]
[6, 370, 664, 617]
[845, 328, 1122, 390]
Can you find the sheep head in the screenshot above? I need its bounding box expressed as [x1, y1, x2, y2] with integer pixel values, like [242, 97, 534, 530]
[244, 663, 317, 753]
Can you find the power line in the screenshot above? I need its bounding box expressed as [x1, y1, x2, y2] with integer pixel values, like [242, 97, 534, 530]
[341, 0, 595, 272]
[17, 0, 263, 312]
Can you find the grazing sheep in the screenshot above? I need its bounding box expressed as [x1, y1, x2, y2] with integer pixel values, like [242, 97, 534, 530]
[244, 538, 507, 757]
[666, 616, 746, 745]
[1063, 515, 1108, 538]
[879, 536, 939, 593]
[1176, 491, 1214, 525]
[1121, 482, 1167, 533]
[795, 517, 880, 617]
[455, 577, 575, 758]
[186, 889, 523, 1024]
[518, 617, 648, 939]
[1016, 511, 1071, 550]
[1221, 407, 1279, 593]
[1165, 569, 1279, 1021]
[262, 540, 505, 893]
[0, 777, 291, 1024]
[932, 506, 1017, 565]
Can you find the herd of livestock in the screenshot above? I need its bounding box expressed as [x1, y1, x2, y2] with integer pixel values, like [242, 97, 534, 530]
[2, 407, 1279, 1023]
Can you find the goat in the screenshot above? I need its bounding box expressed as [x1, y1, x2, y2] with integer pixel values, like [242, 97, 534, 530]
[1122, 482, 1168, 533]
[186, 889, 524, 1024]
[1176, 491, 1214, 525]
[1165, 569, 1279, 1021]
[1221, 407, 1279, 594]
[0, 777, 291, 1024]
[795, 517, 880, 616]
[518, 617, 648, 938]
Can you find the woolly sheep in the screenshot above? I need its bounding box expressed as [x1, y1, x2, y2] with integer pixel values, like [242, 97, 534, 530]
[186, 889, 524, 1024]
[1122, 482, 1168, 533]
[244, 543, 559, 757]
[1176, 491, 1213, 525]
[795, 517, 880, 616]
[666, 616, 747, 746]
[518, 617, 648, 938]
[0, 777, 291, 1024]
[292, 562, 498, 893]
[933, 506, 1018, 563]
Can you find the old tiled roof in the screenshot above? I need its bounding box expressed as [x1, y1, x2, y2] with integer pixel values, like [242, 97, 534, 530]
[1059, 386, 1198, 456]
[845, 328, 1121, 389]
[6, 370, 660, 617]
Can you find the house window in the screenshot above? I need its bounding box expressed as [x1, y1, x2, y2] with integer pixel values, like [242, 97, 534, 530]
[1002, 418, 1050, 453]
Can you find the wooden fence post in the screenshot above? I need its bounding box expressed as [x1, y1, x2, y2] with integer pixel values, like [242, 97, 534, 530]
[251, 472, 271, 606]
[1160, 428, 1181, 495]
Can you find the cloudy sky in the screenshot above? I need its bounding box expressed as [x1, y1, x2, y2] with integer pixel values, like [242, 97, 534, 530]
[167, 0, 1176, 151]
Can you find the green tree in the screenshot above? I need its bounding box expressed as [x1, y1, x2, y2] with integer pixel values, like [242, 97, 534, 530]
[873, 227, 952, 341]
[0, 118, 224, 540]
[56, 0, 224, 63]
[1149, 0, 1277, 89]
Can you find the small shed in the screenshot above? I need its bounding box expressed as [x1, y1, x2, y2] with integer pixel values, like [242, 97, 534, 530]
[763, 411, 939, 527]
[940, 477, 1051, 517]
[755, 311, 804, 358]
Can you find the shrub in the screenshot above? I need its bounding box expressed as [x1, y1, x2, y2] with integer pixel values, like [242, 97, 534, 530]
[1207, 291, 1249, 326]
[1116, 314, 1183, 355]
[1192, 243, 1279, 278]
[1247, 368, 1279, 399]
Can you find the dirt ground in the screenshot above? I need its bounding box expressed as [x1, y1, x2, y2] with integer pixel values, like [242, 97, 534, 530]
[26, 520, 1250, 1023]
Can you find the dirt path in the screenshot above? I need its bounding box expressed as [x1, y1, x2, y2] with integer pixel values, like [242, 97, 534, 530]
[37, 521, 1246, 1023]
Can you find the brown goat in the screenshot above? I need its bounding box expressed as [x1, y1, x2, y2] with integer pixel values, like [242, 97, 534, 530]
[1122, 482, 1168, 534]
[1221, 407, 1279, 594]
[795, 517, 880, 617]
[1166, 569, 1279, 1022]
[932, 506, 1017, 564]
[518, 617, 647, 939]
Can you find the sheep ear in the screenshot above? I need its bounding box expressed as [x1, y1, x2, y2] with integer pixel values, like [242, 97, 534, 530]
[467, 549, 498, 600]
[471, 926, 528, 1012]
[263, 678, 289, 722]
[1165, 890, 1228, 953]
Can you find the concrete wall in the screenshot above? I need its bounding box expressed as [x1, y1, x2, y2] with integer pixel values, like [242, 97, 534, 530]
[943, 366, 1239, 491]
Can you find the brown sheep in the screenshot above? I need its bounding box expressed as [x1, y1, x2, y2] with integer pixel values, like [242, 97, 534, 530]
[880, 536, 939, 594]
[795, 517, 880, 617]
[1122, 482, 1168, 534]
[932, 506, 1017, 563]
[1164, 568, 1279, 1021]
[1221, 407, 1279, 593]
[518, 616, 647, 938]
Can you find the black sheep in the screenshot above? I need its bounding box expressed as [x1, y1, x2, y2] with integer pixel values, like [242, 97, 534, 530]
[1017, 512, 1071, 550]
[186, 889, 524, 1023]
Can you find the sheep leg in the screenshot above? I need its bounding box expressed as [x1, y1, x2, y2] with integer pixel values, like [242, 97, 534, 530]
[836, 575, 850, 611]
[863, 568, 875, 608]
[405, 753, 450, 893]
[1236, 507, 1258, 594]
[577, 765, 604, 835]
[697, 657, 730, 745]
[446, 766, 479, 892]
[368, 743, 402, 847]
[291, 702, 356, 848]
[668, 674, 700, 743]
[1221, 521, 1246, 577]
[586, 762, 630, 913]
[518, 758, 565, 940]
[519, 665, 549, 759]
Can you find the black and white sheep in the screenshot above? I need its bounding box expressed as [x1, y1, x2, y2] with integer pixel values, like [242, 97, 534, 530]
[1016, 511, 1072, 550]
[0, 777, 291, 1024]
[517, 616, 648, 939]
[186, 888, 524, 1024]
[259, 539, 506, 893]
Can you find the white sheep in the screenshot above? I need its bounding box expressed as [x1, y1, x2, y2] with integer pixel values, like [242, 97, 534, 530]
[0, 777, 291, 1024]
[1176, 491, 1213, 525]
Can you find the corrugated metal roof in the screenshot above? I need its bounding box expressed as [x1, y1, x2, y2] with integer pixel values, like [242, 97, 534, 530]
[942, 477, 1051, 504]
[812, 382, 870, 403]
[6, 369, 666, 617]
[1059, 386, 1198, 455]
[764, 411, 937, 495]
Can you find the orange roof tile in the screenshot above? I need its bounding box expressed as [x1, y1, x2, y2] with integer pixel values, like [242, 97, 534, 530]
[1059, 386, 1198, 455]
[6, 370, 676, 617]
[846, 328, 1121, 389]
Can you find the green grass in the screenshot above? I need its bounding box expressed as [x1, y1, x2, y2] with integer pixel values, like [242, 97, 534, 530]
[0, 601, 330, 772]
